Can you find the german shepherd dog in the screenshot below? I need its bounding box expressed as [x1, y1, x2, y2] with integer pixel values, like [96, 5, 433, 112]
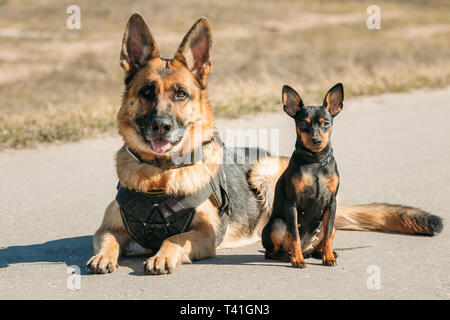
[262, 84, 344, 268]
[86, 14, 442, 275]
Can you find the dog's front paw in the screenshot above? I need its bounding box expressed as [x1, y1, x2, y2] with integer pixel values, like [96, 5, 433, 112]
[290, 257, 307, 269]
[143, 241, 191, 275]
[144, 255, 176, 275]
[86, 254, 118, 274]
[322, 256, 337, 267]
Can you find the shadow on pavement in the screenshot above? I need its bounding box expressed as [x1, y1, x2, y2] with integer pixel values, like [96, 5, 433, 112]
[121, 244, 374, 275]
[194, 245, 373, 268]
[0, 236, 93, 274]
[0, 237, 373, 276]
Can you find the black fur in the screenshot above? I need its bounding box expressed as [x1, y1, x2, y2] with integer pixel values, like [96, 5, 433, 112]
[427, 215, 443, 235]
[223, 147, 270, 237]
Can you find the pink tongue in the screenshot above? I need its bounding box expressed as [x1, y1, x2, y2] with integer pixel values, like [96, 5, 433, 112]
[151, 138, 172, 153]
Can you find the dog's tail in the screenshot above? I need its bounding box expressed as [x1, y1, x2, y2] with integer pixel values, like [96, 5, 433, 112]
[335, 203, 443, 236]
[247, 155, 290, 241]
[249, 156, 290, 220]
[249, 156, 443, 237]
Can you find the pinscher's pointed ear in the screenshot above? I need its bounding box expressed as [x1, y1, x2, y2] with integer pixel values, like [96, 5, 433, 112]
[174, 17, 213, 89]
[282, 85, 304, 118]
[323, 83, 344, 117]
[120, 13, 159, 73]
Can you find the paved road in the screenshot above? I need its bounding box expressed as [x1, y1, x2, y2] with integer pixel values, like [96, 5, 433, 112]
[0, 88, 449, 299]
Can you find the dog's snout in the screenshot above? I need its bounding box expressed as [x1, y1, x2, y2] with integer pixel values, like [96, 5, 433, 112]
[311, 137, 322, 145]
[151, 115, 173, 134]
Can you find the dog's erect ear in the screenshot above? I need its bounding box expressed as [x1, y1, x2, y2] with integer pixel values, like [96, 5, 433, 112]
[323, 83, 344, 117]
[174, 17, 213, 88]
[282, 85, 304, 118]
[120, 13, 159, 73]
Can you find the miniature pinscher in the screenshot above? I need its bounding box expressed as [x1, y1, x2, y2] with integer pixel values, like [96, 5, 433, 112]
[262, 83, 344, 268]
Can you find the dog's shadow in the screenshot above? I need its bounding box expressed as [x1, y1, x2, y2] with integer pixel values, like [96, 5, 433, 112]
[0, 236, 93, 274]
[0, 237, 372, 275]
[119, 252, 288, 275]
[193, 245, 372, 268]
[122, 245, 373, 275]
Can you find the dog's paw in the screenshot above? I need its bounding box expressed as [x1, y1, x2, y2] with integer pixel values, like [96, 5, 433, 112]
[322, 257, 337, 267]
[144, 255, 176, 275]
[86, 254, 118, 274]
[290, 258, 307, 269]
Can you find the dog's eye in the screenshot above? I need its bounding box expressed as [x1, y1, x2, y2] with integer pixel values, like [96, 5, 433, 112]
[299, 120, 310, 128]
[139, 83, 156, 100]
[322, 121, 331, 127]
[175, 89, 188, 101]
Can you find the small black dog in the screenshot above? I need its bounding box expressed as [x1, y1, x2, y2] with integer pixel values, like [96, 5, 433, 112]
[262, 83, 344, 268]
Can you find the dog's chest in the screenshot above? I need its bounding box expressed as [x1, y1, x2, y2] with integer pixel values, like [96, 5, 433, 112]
[293, 172, 336, 207]
[292, 170, 338, 233]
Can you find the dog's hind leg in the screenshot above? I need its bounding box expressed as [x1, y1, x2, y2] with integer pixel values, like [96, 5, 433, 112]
[86, 200, 133, 274]
[144, 199, 219, 275]
[262, 218, 289, 261]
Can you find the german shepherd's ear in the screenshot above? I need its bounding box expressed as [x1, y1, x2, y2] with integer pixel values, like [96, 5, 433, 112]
[120, 13, 159, 73]
[282, 85, 304, 118]
[174, 17, 213, 88]
[323, 83, 344, 117]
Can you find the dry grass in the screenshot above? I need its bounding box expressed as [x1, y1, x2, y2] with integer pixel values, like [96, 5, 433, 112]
[0, 0, 449, 148]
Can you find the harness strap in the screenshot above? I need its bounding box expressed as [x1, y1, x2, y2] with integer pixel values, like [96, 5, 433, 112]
[116, 164, 230, 250]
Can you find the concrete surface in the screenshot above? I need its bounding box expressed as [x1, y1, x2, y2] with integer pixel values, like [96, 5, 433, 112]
[0, 88, 449, 299]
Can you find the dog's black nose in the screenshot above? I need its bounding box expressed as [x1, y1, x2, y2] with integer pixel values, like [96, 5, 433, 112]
[311, 137, 322, 145]
[151, 115, 173, 134]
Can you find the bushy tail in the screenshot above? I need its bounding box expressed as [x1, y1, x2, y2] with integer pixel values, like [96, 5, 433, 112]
[249, 156, 289, 216]
[335, 203, 443, 236]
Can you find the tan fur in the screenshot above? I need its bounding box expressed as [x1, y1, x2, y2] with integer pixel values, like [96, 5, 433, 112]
[286, 230, 306, 268]
[297, 126, 331, 152]
[116, 137, 222, 195]
[325, 92, 343, 117]
[87, 201, 138, 273]
[117, 57, 217, 169]
[321, 209, 337, 266]
[267, 231, 290, 261]
[270, 227, 285, 253]
[248, 156, 289, 218]
[291, 173, 315, 195]
[334, 203, 436, 235]
[217, 221, 261, 249]
[323, 173, 339, 194]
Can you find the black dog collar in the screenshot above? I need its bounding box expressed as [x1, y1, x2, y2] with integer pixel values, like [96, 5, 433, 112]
[293, 144, 334, 167]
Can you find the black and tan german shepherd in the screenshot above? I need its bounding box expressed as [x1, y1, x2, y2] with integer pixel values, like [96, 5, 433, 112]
[86, 14, 442, 275]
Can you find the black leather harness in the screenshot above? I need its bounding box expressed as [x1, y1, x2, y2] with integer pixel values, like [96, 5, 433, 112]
[116, 165, 230, 251]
